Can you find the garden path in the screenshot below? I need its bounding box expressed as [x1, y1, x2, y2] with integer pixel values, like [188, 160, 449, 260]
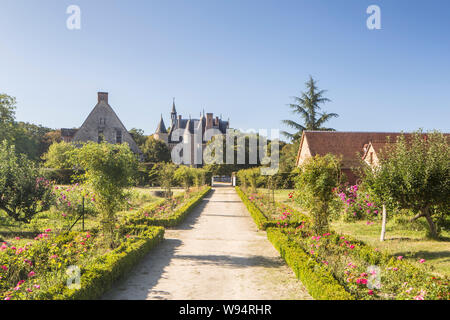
[103, 186, 311, 300]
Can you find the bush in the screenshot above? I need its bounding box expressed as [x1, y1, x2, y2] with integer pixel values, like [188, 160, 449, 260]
[124, 186, 211, 228]
[266, 228, 354, 300]
[0, 141, 54, 223]
[41, 168, 79, 185]
[295, 154, 343, 234]
[35, 227, 164, 300]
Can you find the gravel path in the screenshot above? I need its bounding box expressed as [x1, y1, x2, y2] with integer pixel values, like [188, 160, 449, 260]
[103, 186, 311, 300]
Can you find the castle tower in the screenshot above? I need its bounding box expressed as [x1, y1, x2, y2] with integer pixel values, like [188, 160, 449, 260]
[171, 98, 177, 128]
[154, 114, 168, 144]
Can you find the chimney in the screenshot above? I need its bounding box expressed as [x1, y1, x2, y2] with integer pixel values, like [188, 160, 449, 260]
[206, 113, 213, 129]
[215, 116, 219, 126]
[98, 92, 108, 103]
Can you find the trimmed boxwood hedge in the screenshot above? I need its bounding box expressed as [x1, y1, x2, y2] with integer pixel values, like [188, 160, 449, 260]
[236, 186, 353, 300]
[34, 187, 211, 300]
[37, 226, 165, 300]
[124, 186, 211, 228]
[235, 186, 307, 230]
[266, 228, 353, 300]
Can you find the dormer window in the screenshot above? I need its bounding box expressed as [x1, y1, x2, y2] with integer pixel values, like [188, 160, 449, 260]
[116, 130, 122, 144]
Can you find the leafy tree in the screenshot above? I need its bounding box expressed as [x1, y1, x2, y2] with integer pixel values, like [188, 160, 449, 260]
[71, 142, 138, 247]
[0, 141, 54, 223]
[296, 154, 342, 234]
[174, 166, 195, 191]
[129, 128, 147, 147]
[362, 131, 449, 239]
[0, 94, 16, 144]
[142, 136, 171, 163]
[192, 168, 207, 187]
[42, 141, 76, 169]
[282, 76, 338, 140]
[157, 162, 177, 198]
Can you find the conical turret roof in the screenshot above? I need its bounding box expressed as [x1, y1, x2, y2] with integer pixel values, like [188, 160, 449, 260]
[156, 115, 167, 133]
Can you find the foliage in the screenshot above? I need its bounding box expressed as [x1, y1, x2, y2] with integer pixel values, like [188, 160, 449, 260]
[174, 166, 195, 191]
[141, 136, 171, 163]
[267, 228, 354, 300]
[53, 184, 97, 220]
[362, 131, 450, 238]
[336, 184, 381, 222]
[124, 186, 211, 228]
[128, 128, 147, 147]
[37, 227, 164, 300]
[0, 141, 54, 223]
[42, 141, 76, 169]
[156, 162, 177, 198]
[0, 93, 56, 161]
[282, 76, 338, 140]
[71, 142, 138, 247]
[0, 94, 17, 145]
[295, 154, 343, 233]
[235, 186, 307, 230]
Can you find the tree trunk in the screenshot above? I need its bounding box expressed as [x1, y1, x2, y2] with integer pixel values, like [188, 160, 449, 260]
[423, 206, 438, 239]
[380, 204, 387, 242]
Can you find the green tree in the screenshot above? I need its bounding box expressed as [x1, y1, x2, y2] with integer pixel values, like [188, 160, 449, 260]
[362, 131, 449, 239]
[174, 166, 194, 191]
[71, 142, 138, 247]
[296, 154, 342, 234]
[129, 128, 147, 147]
[142, 136, 171, 163]
[282, 76, 338, 140]
[0, 141, 54, 223]
[0, 94, 16, 144]
[42, 141, 76, 169]
[157, 162, 177, 198]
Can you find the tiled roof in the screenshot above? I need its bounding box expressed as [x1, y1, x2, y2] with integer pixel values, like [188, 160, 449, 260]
[297, 131, 412, 167]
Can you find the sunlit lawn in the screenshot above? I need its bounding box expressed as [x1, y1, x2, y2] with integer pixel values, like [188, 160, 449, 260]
[0, 186, 185, 244]
[257, 188, 450, 277]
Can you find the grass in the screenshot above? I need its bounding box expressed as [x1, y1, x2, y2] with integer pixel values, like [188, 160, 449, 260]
[0, 186, 185, 245]
[331, 220, 450, 277]
[257, 188, 450, 277]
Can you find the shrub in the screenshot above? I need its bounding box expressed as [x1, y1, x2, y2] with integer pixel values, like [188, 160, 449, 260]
[295, 154, 343, 234]
[0, 141, 54, 223]
[41, 141, 76, 169]
[71, 142, 138, 248]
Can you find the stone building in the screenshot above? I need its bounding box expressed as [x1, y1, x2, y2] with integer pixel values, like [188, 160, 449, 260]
[61, 92, 142, 156]
[153, 99, 230, 167]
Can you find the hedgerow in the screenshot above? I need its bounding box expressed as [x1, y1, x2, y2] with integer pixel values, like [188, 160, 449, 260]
[238, 187, 450, 300]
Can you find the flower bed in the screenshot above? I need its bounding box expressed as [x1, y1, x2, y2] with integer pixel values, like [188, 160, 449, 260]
[235, 186, 307, 229]
[123, 186, 211, 228]
[0, 186, 210, 300]
[238, 187, 449, 300]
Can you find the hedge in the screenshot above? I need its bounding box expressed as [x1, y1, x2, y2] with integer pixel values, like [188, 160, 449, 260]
[236, 186, 353, 300]
[266, 228, 353, 300]
[235, 186, 307, 230]
[125, 186, 211, 228]
[36, 226, 165, 300]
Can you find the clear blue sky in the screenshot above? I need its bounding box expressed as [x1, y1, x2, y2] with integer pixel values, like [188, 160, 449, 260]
[1, 0, 449, 139]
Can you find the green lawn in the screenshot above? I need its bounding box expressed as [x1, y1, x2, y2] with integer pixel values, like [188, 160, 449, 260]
[0, 186, 185, 244]
[257, 188, 450, 277]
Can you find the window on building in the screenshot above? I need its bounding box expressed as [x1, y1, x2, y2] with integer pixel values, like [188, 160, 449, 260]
[116, 130, 122, 144]
[98, 129, 105, 143]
